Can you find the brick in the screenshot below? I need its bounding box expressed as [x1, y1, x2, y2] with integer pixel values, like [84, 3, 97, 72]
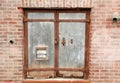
[1, 0, 120, 83]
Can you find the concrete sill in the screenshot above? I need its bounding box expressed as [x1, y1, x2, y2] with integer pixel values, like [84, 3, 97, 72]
[22, 79, 90, 83]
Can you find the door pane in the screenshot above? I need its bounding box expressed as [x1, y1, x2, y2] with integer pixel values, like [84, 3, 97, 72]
[59, 13, 86, 19]
[28, 22, 54, 68]
[28, 12, 54, 19]
[59, 22, 86, 68]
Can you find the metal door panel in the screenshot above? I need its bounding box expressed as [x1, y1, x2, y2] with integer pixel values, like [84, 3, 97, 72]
[59, 22, 86, 68]
[28, 22, 54, 68]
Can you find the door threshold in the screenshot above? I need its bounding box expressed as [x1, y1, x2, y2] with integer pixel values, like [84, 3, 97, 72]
[22, 79, 90, 83]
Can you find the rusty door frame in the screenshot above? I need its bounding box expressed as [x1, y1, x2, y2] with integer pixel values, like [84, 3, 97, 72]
[23, 8, 91, 79]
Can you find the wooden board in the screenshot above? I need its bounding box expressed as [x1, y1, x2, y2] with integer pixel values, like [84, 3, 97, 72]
[22, 79, 90, 83]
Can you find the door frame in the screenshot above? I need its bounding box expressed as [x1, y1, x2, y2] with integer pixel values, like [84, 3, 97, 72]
[23, 8, 91, 79]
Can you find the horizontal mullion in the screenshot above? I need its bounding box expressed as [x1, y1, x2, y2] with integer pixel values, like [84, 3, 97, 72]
[24, 19, 54, 22]
[25, 68, 86, 72]
[26, 68, 54, 71]
[58, 68, 86, 71]
[59, 19, 89, 22]
[24, 19, 89, 23]
[24, 20, 90, 22]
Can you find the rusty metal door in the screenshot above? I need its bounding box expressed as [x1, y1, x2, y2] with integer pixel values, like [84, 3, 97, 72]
[27, 12, 55, 78]
[59, 23, 85, 68]
[25, 10, 89, 79]
[58, 12, 86, 77]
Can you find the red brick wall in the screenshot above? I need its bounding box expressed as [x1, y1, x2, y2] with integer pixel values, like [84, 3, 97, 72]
[0, 0, 23, 83]
[0, 0, 120, 83]
[90, 0, 120, 83]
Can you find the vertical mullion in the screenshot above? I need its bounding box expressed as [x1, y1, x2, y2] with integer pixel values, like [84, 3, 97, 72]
[24, 10, 28, 79]
[54, 11, 59, 76]
[84, 10, 90, 79]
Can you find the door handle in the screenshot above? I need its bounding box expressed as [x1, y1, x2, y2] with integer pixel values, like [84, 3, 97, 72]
[55, 38, 58, 45]
[61, 37, 66, 46]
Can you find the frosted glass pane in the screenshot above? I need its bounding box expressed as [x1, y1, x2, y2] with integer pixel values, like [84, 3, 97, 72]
[28, 12, 54, 19]
[59, 13, 86, 19]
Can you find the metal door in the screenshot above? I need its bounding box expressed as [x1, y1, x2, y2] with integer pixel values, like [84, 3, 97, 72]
[58, 12, 86, 77]
[25, 10, 89, 79]
[27, 12, 55, 78]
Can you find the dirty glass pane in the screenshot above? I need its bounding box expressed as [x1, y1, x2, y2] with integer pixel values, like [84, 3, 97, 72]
[59, 22, 86, 68]
[28, 12, 54, 19]
[28, 22, 54, 68]
[59, 13, 86, 19]
[59, 71, 83, 78]
[28, 71, 54, 79]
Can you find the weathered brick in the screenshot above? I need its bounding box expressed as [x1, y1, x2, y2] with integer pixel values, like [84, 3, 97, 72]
[1, 0, 120, 83]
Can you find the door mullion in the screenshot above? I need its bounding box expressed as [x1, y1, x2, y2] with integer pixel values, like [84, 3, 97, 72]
[54, 11, 59, 76]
